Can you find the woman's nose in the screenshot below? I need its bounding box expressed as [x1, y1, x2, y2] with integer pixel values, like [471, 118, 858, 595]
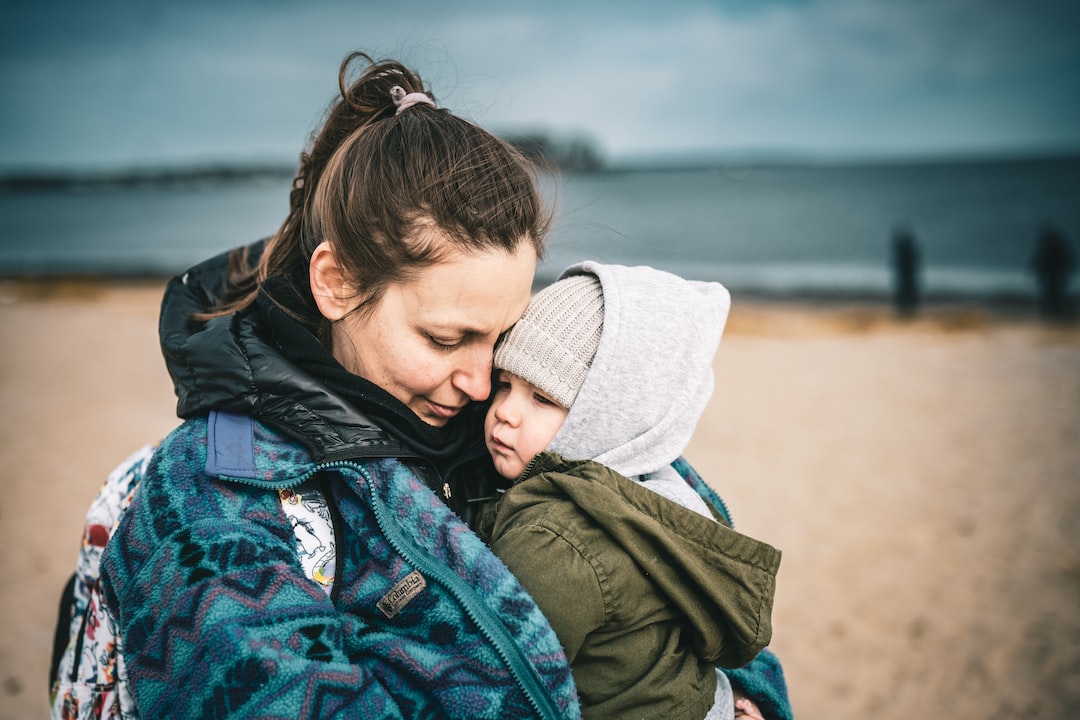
[453, 348, 492, 402]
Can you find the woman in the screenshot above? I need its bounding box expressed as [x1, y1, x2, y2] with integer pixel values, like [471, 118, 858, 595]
[52, 52, 577, 719]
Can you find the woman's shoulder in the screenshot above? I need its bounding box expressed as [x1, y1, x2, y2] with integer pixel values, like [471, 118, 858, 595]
[127, 413, 321, 534]
[100, 416, 307, 599]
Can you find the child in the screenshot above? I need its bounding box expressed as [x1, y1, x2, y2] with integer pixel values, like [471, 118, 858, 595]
[477, 262, 783, 720]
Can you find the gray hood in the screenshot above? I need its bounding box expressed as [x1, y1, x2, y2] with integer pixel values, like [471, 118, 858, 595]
[547, 262, 730, 478]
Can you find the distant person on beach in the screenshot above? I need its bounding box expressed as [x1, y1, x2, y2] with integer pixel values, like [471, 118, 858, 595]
[1031, 224, 1075, 321]
[49, 51, 793, 720]
[477, 262, 785, 720]
[892, 226, 920, 316]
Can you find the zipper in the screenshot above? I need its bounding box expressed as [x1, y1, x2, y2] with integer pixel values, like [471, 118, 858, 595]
[320, 460, 564, 720]
[712, 492, 734, 527]
[515, 454, 544, 485]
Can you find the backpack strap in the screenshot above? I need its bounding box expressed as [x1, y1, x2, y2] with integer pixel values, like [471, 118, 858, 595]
[49, 572, 78, 690]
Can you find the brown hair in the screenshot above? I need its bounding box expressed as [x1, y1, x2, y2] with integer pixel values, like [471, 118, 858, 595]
[210, 51, 550, 336]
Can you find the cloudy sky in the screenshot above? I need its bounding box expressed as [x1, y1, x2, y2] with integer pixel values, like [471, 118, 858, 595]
[2, 0, 1078, 172]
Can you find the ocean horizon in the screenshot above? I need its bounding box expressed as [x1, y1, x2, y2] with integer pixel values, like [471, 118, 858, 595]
[2, 154, 1078, 303]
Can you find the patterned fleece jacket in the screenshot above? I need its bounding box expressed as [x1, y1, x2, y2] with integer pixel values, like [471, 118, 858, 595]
[61, 244, 579, 719]
[96, 412, 578, 719]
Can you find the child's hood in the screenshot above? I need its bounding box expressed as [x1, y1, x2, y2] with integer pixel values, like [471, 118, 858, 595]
[547, 262, 730, 478]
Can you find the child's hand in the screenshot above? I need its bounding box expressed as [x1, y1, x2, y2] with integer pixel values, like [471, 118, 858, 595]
[733, 689, 766, 720]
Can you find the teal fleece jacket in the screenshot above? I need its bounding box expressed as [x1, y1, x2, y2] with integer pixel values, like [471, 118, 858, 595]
[100, 413, 578, 719]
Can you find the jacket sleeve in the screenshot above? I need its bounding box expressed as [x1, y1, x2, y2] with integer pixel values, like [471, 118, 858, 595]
[488, 523, 606, 663]
[722, 647, 794, 720]
[672, 458, 794, 720]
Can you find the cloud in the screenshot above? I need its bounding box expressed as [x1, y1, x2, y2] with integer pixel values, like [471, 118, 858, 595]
[1, 0, 1077, 170]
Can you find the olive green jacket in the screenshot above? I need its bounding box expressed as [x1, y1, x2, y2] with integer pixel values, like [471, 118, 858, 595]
[477, 453, 781, 720]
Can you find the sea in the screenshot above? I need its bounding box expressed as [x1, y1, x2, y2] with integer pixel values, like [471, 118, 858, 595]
[1, 155, 1078, 302]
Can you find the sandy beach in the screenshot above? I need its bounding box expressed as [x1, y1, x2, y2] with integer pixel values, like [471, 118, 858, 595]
[1, 279, 1077, 719]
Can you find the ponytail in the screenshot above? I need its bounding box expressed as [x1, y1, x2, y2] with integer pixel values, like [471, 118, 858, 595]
[205, 52, 548, 342]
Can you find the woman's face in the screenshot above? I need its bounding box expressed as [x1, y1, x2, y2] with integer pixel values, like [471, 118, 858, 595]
[327, 242, 537, 427]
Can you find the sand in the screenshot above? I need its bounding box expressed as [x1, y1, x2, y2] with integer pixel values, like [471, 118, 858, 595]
[1, 279, 1077, 719]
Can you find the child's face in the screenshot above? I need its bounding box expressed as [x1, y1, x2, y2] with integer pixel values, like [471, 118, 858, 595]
[485, 370, 570, 480]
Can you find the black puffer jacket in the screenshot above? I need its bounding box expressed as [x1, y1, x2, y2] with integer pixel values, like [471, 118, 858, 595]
[157, 241, 503, 522]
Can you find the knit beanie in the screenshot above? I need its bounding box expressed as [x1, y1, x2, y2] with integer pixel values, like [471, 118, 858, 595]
[493, 274, 605, 409]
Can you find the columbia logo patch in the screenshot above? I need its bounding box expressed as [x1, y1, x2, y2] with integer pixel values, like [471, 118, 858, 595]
[377, 570, 426, 618]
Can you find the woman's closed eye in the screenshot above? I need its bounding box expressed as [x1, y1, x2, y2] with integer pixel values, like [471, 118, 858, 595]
[426, 333, 462, 351]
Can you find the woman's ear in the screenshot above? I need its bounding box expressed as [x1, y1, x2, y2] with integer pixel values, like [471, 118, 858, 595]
[309, 242, 356, 321]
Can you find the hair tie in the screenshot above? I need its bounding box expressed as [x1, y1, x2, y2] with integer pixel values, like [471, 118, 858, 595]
[390, 85, 435, 115]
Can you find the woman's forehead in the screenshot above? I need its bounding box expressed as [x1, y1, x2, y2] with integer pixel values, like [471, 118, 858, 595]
[397, 245, 536, 332]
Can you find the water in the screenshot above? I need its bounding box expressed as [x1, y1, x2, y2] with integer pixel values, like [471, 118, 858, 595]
[1, 157, 1077, 300]
[542, 158, 1080, 299]
[0, 177, 292, 276]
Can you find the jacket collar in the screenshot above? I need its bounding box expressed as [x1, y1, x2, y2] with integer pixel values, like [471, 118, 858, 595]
[159, 242, 480, 465]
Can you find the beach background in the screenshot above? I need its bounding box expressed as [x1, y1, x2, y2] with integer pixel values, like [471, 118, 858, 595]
[3, 136, 1080, 720]
[4, 1, 1080, 717]
[3, 145, 1080, 720]
[1, 279, 1078, 720]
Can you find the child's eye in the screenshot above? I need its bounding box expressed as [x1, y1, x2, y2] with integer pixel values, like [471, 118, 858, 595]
[533, 392, 555, 406]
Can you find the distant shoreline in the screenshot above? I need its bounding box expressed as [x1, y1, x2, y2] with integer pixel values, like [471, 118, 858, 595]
[0, 164, 297, 192]
[2, 150, 1077, 192]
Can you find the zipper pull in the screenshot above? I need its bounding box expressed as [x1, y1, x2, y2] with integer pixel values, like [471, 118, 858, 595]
[442, 482, 452, 500]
